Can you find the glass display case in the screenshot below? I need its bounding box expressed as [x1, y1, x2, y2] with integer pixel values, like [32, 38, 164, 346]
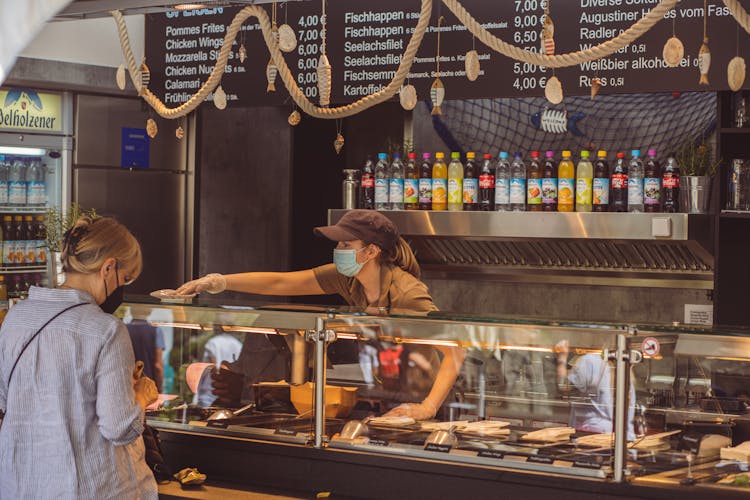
[123, 297, 750, 492]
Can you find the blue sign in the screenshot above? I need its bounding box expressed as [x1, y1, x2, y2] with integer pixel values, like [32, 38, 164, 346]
[121, 127, 149, 168]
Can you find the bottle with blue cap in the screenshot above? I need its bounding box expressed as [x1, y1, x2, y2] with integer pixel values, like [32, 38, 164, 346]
[388, 153, 404, 210]
[628, 149, 644, 212]
[494, 151, 510, 211]
[374, 152, 389, 210]
[509, 152, 526, 211]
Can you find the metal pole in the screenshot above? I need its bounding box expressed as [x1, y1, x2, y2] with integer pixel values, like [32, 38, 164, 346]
[313, 316, 326, 448]
[613, 333, 630, 483]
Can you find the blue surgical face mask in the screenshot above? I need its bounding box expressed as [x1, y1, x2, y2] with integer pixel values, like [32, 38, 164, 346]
[333, 247, 368, 277]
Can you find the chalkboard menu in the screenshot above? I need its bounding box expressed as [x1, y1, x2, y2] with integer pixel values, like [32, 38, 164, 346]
[145, 0, 747, 107]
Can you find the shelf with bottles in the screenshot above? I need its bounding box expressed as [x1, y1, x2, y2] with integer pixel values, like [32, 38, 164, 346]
[0, 265, 46, 274]
[0, 206, 48, 214]
[360, 149, 682, 215]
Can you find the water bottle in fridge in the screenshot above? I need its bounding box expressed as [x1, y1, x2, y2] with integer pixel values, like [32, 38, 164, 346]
[9, 157, 27, 207]
[26, 158, 46, 207]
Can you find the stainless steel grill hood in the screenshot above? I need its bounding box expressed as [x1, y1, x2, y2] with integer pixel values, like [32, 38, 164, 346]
[328, 210, 714, 290]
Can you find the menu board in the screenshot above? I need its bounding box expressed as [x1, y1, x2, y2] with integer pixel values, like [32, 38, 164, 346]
[146, 0, 746, 107]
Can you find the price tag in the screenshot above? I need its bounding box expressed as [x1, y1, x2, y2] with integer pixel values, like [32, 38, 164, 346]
[526, 455, 554, 465]
[478, 450, 506, 460]
[641, 337, 660, 357]
[424, 443, 452, 453]
[368, 438, 389, 447]
[274, 427, 297, 436]
[572, 459, 603, 470]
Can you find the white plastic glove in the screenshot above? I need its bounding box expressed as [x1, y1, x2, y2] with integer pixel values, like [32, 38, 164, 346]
[176, 273, 226, 295]
[384, 401, 437, 421]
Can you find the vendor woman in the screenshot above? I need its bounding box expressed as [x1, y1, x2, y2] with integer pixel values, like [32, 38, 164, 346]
[177, 209, 465, 420]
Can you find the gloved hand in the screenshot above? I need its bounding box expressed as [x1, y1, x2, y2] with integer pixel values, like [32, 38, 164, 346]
[176, 273, 226, 295]
[383, 401, 437, 421]
[134, 376, 159, 410]
[211, 364, 244, 408]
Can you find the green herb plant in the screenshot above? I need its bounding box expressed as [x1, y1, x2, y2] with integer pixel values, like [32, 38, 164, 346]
[44, 203, 99, 252]
[674, 136, 722, 177]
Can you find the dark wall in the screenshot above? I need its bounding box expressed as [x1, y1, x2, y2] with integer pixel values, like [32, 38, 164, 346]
[289, 102, 404, 304]
[197, 106, 292, 284]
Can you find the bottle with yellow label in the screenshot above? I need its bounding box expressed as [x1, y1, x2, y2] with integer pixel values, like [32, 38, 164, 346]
[447, 152, 463, 211]
[575, 150, 593, 212]
[431, 152, 448, 210]
[557, 150, 575, 212]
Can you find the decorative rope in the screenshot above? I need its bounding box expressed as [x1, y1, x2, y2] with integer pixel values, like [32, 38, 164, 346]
[112, 0, 432, 119]
[724, 0, 750, 35]
[441, 0, 679, 68]
[112, 0, 750, 121]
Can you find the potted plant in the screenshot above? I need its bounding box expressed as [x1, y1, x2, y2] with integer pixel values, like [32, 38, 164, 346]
[44, 203, 98, 286]
[673, 136, 721, 214]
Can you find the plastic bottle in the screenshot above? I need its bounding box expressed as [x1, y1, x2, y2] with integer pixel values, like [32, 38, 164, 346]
[494, 152, 510, 211]
[611, 152, 629, 212]
[575, 150, 593, 212]
[35, 215, 46, 265]
[628, 149, 644, 212]
[509, 152, 526, 211]
[388, 153, 405, 210]
[479, 153, 495, 211]
[542, 151, 558, 212]
[448, 152, 463, 211]
[527, 151, 542, 211]
[374, 153, 389, 211]
[360, 156, 375, 210]
[662, 155, 681, 213]
[404, 153, 419, 210]
[26, 158, 46, 206]
[2, 216, 13, 267]
[463, 152, 479, 211]
[9, 275, 22, 299]
[557, 150, 575, 212]
[23, 215, 35, 265]
[0, 156, 9, 207]
[9, 157, 27, 207]
[432, 152, 448, 211]
[12, 215, 24, 267]
[419, 153, 433, 210]
[644, 149, 661, 213]
[593, 150, 610, 212]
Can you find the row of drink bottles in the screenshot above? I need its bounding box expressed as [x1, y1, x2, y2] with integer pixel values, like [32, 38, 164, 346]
[358, 149, 680, 212]
[1, 214, 47, 267]
[0, 273, 46, 301]
[0, 156, 47, 207]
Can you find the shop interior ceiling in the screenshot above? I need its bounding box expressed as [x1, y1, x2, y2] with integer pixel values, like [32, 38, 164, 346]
[55, 0, 307, 20]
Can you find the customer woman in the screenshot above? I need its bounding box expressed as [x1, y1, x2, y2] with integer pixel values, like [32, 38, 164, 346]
[177, 209, 465, 420]
[0, 216, 159, 499]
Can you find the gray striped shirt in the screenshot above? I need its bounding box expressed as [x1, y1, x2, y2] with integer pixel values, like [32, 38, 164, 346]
[0, 286, 157, 499]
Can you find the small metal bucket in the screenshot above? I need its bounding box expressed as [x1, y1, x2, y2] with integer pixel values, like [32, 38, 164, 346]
[679, 176, 712, 214]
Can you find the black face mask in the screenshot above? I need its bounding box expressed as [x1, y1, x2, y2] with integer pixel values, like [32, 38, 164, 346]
[100, 265, 125, 314]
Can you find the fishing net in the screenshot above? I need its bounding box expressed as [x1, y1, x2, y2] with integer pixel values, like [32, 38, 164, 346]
[431, 92, 717, 157]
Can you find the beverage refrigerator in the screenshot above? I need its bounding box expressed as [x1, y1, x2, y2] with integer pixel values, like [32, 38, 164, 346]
[0, 88, 73, 298]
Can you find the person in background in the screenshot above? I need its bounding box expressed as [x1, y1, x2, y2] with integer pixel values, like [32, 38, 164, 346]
[555, 339, 636, 439]
[0, 216, 158, 499]
[125, 317, 165, 392]
[194, 328, 242, 407]
[177, 209, 466, 420]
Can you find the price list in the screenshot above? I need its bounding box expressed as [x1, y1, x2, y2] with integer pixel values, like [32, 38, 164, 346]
[145, 0, 747, 108]
[509, 0, 549, 95]
[295, 14, 322, 101]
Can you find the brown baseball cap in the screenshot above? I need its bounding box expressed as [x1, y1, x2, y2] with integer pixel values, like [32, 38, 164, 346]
[314, 210, 399, 250]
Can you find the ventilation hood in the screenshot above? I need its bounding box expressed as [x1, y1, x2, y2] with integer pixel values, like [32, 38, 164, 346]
[328, 210, 714, 290]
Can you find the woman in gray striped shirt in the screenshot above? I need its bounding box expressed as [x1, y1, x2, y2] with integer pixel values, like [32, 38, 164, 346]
[0, 216, 158, 499]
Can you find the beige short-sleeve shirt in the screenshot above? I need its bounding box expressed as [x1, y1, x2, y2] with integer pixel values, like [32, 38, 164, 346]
[312, 263, 436, 313]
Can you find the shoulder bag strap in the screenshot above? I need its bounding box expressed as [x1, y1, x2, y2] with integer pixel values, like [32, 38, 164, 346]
[6, 302, 87, 389]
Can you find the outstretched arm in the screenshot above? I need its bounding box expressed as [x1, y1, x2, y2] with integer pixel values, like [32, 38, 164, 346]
[177, 269, 326, 296]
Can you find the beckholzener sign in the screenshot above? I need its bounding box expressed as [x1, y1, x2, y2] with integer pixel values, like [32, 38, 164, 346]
[0, 88, 62, 132]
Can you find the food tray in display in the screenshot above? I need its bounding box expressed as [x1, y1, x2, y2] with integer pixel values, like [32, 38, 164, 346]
[365, 416, 419, 429]
[150, 289, 196, 303]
